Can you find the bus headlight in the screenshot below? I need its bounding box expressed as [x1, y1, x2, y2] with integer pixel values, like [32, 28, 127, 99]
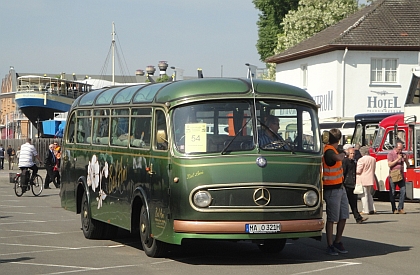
[303, 190, 318, 207]
[193, 191, 212, 208]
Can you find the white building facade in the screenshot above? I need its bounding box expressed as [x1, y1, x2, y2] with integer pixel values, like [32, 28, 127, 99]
[266, 0, 420, 122]
[275, 50, 420, 121]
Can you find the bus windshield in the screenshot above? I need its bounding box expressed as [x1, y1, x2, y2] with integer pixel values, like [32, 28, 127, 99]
[172, 99, 320, 154]
[372, 127, 385, 149]
[353, 123, 379, 147]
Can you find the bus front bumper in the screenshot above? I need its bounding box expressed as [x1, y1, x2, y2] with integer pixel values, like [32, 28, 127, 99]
[173, 219, 324, 234]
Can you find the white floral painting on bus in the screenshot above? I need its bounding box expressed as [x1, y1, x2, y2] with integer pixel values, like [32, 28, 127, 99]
[87, 154, 109, 209]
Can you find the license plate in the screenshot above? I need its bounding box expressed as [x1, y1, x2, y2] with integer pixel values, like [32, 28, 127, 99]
[245, 223, 280, 233]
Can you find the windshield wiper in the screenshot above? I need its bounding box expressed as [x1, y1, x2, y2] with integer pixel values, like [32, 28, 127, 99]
[221, 117, 252, 155]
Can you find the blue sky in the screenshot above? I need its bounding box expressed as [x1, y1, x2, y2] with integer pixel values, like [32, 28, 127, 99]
[0, 0, 266, 79]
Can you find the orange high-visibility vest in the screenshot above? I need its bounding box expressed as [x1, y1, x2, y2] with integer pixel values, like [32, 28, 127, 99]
[322, 144, 343, 186]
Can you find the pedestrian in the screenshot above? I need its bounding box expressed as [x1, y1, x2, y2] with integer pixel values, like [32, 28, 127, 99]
[354, 144, 362, 161]
[322, 128, 349, 256]
[7, 145, 15, 170]
[53, 141, 61, 188]
[18, 138, 42, 185]
[0, 144, 5, 169]
[387, 141, 409, 214]
[16, 146, 21, 165]
[356, 146, 376, 215]
[44, 144, 58, 189]
[342, 146, 368, 224]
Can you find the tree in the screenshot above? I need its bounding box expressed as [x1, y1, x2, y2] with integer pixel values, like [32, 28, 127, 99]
[156, 74, 170, 83]
[276, 0, 358, 52]
[253, 0, 299, 62]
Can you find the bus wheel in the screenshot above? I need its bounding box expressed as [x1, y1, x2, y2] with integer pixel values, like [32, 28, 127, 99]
[139, 205, 167, 257]
[81, 192, 104, 239]
[257, 239, 286, 253]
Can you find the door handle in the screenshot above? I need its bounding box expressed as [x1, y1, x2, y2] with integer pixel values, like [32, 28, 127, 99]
[147, 163, 156, 175]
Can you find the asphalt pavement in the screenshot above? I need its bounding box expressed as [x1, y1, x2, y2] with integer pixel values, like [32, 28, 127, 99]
[1, 167, 420, 275]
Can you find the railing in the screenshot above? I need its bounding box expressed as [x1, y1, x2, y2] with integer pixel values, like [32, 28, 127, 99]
[17, 76, 92, 99]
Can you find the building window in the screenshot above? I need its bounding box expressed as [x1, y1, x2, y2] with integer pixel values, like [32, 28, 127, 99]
[301, 64, 308, 88]
[371, 58, 397, 83]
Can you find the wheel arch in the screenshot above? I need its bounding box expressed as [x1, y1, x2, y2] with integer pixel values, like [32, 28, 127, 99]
[76, 176, 89, 214]
[131, 186, 149, 234]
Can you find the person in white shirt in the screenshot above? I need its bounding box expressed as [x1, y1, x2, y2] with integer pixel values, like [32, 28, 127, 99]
[18, 138, 42, 181]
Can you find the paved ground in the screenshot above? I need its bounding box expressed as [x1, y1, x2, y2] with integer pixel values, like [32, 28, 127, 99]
[1, 168, 420, 275]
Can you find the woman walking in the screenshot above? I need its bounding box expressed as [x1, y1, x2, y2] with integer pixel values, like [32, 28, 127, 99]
[356, 146, 376, 214]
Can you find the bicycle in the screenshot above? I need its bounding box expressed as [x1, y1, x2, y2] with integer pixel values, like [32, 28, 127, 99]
[13, 168, 43, 197]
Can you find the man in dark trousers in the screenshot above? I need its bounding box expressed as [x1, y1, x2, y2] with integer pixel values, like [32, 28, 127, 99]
[44, 144, 57, 189]
[343, 147, 368, 224]
[7, 145, 15, 170]
[0, 144, 5, 169]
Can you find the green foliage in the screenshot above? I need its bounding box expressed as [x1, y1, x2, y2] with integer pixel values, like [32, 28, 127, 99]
[156, 74, 170, 83]
[264, 0, 358, 79]
[276, 0, 358, 52]
[253, 0, 299, 62]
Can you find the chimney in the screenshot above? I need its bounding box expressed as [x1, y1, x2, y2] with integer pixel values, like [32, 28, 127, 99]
[158, 61, 168, 75]
[146, 65, 156, 76]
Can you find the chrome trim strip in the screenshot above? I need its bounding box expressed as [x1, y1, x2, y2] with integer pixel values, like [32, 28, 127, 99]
[189, 183, 321, 212]
[174, 219, 325, 234]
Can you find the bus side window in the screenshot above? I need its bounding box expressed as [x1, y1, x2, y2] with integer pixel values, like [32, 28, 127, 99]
[130, 117, 151, 148]
[67, 113, 76, 143]
[91, 110, 109, 144]
[76, 117, 91, 144]
[155, 110, 168, 150]
[111, 117, 129, 147]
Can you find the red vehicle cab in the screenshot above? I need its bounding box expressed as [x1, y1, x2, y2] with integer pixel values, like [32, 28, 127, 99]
[369, 68, 420, 200]
[368, 113, 416, 198]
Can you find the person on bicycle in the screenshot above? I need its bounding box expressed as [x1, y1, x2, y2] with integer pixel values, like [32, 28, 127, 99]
[18, 138, 42, 181]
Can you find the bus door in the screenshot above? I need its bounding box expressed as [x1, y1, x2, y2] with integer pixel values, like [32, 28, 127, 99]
[375, 125, 409, 192]
[61, 111, 77, 209]
[148, 109, 170, 236]
[62, 110, 92, 210]
[406, 124, 420, 199]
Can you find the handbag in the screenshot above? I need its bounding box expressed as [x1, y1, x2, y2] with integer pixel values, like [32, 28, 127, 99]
[390, 169, 403, 182]
[353, 183, 363, 194]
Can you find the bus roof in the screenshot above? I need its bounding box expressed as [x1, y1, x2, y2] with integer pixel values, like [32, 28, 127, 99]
[71, 78, 315, 109]
[354, 113, 400, 124]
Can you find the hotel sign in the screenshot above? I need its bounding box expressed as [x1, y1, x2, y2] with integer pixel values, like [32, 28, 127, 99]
[366, 90, 401, 113]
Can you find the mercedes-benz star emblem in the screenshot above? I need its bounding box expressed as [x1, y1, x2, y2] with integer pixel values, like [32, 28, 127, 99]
[256, 156, 267, 168]
[253, 188, 271, 206]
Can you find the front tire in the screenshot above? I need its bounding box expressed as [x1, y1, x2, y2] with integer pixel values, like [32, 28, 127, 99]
[139, 205, 168, 257]
[81, 192, 104, 239]
[14, 176, 24, 197]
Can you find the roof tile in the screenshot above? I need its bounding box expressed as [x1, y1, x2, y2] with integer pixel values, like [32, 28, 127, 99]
[267, 0, 420, 64]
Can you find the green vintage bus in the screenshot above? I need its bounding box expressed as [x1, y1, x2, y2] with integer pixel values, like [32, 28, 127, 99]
[60, 78, 324, 257]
